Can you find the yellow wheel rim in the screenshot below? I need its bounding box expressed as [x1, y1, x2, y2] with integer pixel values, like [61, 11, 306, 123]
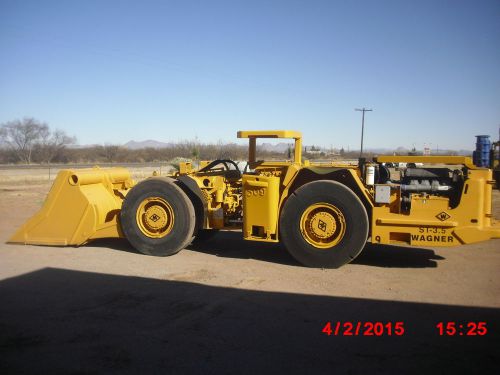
[136, 197, 174, 238]
[299, 203, 346, 248]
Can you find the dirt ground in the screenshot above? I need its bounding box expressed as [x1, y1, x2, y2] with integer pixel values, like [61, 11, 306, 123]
[0, 176, 499, 374]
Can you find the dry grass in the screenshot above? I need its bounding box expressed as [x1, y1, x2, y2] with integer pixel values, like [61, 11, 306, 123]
[0, 165, 177, 186]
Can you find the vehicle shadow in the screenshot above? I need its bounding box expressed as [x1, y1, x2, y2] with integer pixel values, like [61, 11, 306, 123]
[188, 231, 444, 269]
[188, 230, 299, 266]
[90, 232, 445, 269]
[0, 268, 498, 374]
[353, 243, 445, 268]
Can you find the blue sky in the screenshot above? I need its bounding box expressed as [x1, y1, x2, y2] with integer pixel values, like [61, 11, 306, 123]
[0, 0, 499, 150]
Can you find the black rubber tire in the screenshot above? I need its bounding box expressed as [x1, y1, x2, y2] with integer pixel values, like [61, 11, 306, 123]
[280, 180, 369, 268]
[120, 177, 196, 256]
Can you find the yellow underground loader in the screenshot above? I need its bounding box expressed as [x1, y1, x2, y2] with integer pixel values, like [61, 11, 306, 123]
[9, 130, 500, 268]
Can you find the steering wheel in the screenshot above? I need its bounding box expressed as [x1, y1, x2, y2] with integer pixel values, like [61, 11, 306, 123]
[199, 159, 242, 179]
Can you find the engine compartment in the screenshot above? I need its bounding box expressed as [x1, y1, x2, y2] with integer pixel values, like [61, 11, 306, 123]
[374, 164, 467, 212]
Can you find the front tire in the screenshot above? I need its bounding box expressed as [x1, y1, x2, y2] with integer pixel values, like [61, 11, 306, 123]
[120, 177, 196, 256]
[280, 180, 368, 268]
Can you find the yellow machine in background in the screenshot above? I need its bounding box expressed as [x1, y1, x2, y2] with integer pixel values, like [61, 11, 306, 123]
[9, 131, 500, 268]
[491, 137, 500, 188]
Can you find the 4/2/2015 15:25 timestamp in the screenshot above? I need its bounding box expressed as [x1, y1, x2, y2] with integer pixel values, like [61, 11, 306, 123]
[321, 322, 489, 336]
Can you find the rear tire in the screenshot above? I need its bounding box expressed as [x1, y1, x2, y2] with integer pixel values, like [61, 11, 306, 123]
[120, 177, 196, 256]
[280, 180, 368, 268]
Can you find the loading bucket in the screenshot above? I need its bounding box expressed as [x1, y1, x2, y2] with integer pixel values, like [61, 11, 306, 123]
[9, 167, 134, 246]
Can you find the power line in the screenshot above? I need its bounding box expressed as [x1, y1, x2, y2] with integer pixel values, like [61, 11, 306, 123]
[355, 108, 373, 157]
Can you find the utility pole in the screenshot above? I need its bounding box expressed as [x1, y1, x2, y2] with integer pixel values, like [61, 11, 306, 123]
[355, 108, 373, 157]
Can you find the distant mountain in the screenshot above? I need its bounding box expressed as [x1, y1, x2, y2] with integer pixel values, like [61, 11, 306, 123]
[123, 140, 174, 149]
[258, 142, 291, 153]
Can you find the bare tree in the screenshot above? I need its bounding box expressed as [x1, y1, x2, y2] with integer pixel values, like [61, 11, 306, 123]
[37, 128, 76, 163]
[0, 118, 76, 164]
[101, 144, 122, 162]
[0, 118, 47, 164]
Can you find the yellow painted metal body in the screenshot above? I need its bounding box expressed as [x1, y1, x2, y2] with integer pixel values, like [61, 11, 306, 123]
[371, 167, 500, 246]
[237, 130, 303, 242]
[242, 175, 280, 241]
[377, 155, 476, 168]
[179, 162, 193, 175]
[9, 167, 133, 246]
[9, 130, 500, 253]
[234, 133, 500, 247]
